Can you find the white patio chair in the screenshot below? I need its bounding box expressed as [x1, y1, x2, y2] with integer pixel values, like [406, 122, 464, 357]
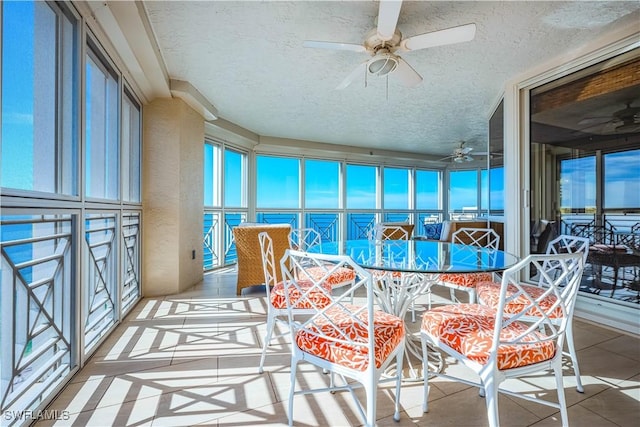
[476, 234, 590, 392]
[435, 227, 500, 304]
[282, 249, 406, 427]
[421, 252, 585, 427]
[257, 232, 333, 374]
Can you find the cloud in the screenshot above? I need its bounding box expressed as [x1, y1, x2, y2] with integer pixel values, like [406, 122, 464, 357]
[3, 112, 34, 125]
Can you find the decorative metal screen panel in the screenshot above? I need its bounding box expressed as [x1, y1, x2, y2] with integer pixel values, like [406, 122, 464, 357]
[1, 215, 75, 420]
[304, 213, 339, 242]
[347, 213, 375, 239]
[121, 213, 141, 314]
[84, 213, 117, 354]
[223, 212, 246, 265]
[256, 212, 298, 227]
[203, 211, 219, 270]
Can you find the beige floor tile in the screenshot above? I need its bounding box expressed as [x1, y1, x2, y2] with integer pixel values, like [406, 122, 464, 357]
[420, 385, 542, 426]
[44, 375, 113, 415]
[150, 371, 277, 426]
[575, 345, 640, 384]
[528, 403, 617, 427]
[594, 333, 640, 361]
[69, 357, 174, 385]
[573, 373, 640, 427]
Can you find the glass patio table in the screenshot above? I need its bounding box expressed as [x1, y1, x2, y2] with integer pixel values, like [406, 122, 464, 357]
[310, 239, 519, 380]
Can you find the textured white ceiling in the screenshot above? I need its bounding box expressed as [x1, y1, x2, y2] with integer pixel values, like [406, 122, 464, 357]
[143, 1, 640, 157]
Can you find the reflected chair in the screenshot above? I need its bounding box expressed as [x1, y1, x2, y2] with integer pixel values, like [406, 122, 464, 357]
[289, 227, 356, 292]
[477, 234, 590, 392]
[421, 252, 585, 427]
[369, 222, 414, 240]
[435, 227, 500, 304]
[368, 223, 418, 321]
[257, 232, 333, 373]
[572, 221, 635, 296]
[283, 249, 406, 427]
[233, 223, 291, 295]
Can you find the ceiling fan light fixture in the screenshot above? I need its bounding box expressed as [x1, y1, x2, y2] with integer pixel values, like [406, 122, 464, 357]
[367, 52, 399, 76]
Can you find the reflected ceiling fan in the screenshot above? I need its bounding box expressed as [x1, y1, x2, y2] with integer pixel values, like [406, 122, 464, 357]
[303, 0, 476, 89]
[578, 101, 640, 134]
[440, 141, 475, 163]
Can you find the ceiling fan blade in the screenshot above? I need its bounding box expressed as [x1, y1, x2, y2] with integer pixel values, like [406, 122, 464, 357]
[377, 0, 403, 41]
[401, 23, 476, 51]
[336, 61, 368, 90]
[460, 147, 473, 154]
[303, 40, 366, 52]
[393, 58, 422, 87]
[475, 151, 504, 157]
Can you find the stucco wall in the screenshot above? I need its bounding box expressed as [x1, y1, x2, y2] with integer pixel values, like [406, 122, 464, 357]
[142, 97, 204, 296]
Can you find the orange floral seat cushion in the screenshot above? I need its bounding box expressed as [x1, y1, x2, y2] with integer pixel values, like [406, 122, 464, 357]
[421, 304, 556, 370]
[476, 281, 564, 318]
[438, 272, 493, 288]
[270, 280, 332, 309]
[295, 304, 405, 371]
[305, 266, 356, 288]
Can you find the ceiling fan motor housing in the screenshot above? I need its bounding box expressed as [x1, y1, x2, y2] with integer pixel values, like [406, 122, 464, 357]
[368, 50, 399, 75]
[365, 29, 403, 76]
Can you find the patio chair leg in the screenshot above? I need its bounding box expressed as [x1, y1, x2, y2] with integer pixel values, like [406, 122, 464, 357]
[481, 372, 499, 427]
[258, 312, 275, 374]
[565, 321, 584, 393]
[288, 358, 297, 427]
[554, 364, 570, 427]
[421, 335, 429, 413]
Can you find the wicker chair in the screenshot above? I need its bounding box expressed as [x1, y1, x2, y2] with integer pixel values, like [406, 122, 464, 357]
[232, 223, 292, 295]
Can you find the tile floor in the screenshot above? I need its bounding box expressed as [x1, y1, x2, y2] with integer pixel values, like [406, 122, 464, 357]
[40, 269, 640, 426]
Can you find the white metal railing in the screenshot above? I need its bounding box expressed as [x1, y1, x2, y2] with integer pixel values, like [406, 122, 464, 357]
[83, 213, 117, 354]
[1, 215, 74, 423]
[121, 213, 141, 314]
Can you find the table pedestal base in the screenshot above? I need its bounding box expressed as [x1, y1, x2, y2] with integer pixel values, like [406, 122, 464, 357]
[373, 271, 442, 381]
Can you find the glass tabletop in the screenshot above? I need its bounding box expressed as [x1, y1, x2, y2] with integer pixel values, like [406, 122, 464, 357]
[310, 239, 519, 274]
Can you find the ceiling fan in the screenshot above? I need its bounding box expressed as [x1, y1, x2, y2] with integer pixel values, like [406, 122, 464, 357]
[303, 0, 476, 89]
[440, 141, 475, 163]
[578, 101, 640, 134]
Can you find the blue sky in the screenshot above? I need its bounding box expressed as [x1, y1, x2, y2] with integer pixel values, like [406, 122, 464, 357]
[2, 1, 35, 190]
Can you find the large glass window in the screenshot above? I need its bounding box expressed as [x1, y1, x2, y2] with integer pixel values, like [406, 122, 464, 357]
[305, 159, 340, 209]
[85, 47, 119, 200]
[416, 170, 440, 210]
[560, 156, 596, 212]
[604, 149, 640, 209]
[225, 148, 246, 207]
[530, 51, 640, 308]
[203, 143, 219, 207]
[203, 143, 248, 270]
[346, 164, 377, 209]
[122, 90, 141, 202]
[256, 156, 299, 208]
[383, 167, 409, 209]
[449, 170, 479, 217]
[1, 1, 77, 194]
[481, 166, 505, 212]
